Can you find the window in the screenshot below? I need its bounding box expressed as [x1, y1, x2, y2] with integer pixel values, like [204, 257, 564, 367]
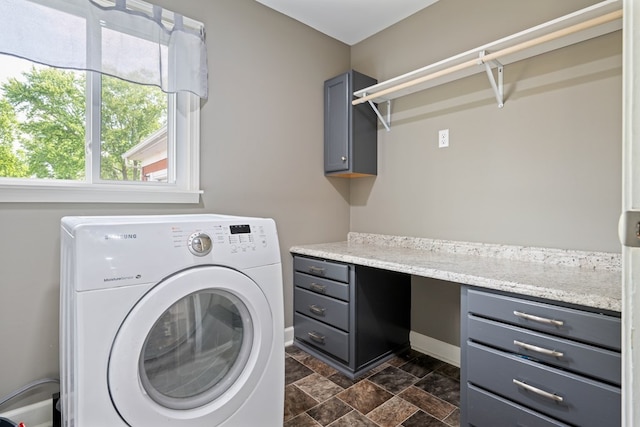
[0, 0, 207, 203]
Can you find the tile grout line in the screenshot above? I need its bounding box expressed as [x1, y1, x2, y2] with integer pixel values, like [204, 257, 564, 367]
[284, 347, 460, 427]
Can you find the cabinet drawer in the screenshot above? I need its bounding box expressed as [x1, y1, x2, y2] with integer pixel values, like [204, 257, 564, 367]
[467, 342, 620, 427]
[294, 256, 349, 283]
[294, 313, 349, 362]
[294, 272, 349, 301]
[467, 384, 570, 427]
[468, 315, 621, 385]
[467, 289, 621, 351]
[295, 287, 349, 331]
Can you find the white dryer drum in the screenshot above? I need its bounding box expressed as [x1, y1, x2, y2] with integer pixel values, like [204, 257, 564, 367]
[108, 266, 273, 426]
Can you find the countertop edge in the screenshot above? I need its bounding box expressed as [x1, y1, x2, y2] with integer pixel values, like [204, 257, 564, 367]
[290, 243, 621, 313]
[347, 232, 621, 271]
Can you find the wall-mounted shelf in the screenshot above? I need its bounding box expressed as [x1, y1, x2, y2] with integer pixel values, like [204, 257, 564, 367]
[353, 0, 622, 130]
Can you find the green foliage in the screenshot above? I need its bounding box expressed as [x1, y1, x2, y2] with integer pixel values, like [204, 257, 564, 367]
[3, 67, 85, 179]
[0, 66, 166, 181]
[0, 98, 27, 177]
[0, 98, 17, 142]
[101, 76, 166, 181]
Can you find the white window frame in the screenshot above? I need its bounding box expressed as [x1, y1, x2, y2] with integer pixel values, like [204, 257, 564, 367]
[0, 0, 202, 203]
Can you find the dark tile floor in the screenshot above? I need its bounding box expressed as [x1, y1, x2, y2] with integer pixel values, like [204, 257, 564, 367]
[284, 346, 460, 427]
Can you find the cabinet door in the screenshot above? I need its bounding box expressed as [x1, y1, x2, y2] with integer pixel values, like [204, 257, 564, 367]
[324, 72, 350, 173]
[467, 385, 570, 427]
[467, 342, 620, 427]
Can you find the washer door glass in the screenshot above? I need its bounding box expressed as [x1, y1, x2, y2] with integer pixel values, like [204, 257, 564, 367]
[139, 290, 253, 410]
[109, 266, 275, 427]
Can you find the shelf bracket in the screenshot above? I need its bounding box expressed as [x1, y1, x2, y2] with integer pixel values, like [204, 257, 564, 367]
[478, 50, 504, 108]
[364, 97, 391, 132]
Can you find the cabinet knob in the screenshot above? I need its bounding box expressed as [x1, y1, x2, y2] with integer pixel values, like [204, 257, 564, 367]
[308, 331, 325, 344]
[308, 266, 326, 275]
[513, 379, 564, 403]
[310, 283, 327, 294]
[513, 340, 564, 358]
[513, 311, 564, 327]
[341, 156, 347, 162]
[309, 305, 326, 316]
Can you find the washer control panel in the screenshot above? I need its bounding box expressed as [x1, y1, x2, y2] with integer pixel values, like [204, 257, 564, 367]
[68, 215, 280, 291]
[177, 222, 272, 258]
[188, 232, 213, 256]
[224, 223, 269, 254]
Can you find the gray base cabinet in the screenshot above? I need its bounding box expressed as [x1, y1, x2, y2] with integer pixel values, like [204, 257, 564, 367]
[460, 286, 621, 427]
[324, 70, 378, 178]
[293, 255, 411, 378]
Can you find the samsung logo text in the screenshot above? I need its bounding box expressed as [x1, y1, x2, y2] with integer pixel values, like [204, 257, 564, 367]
[105, 233, 137, 240]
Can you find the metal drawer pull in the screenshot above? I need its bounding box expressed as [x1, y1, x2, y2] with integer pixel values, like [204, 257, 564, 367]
[513, 379, 564, 403]
[308, 331, 325, 344]
[309, 283, 327, 293]
[308, 266, 326, 275]
[513, 311, 564, 327]
[514, 340, 564, 358]
[309, 305, 326, 316]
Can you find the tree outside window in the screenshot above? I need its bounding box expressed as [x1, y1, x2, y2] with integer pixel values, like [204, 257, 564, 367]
[0, 60, 167, 182]
[0, 0, 204, 203]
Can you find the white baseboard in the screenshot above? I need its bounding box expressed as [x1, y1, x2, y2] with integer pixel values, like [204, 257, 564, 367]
[284, 326, 295, 346]
[0, 398, 52, 427]
[285, 327, 460, 367]
[410, 331, 460, 367]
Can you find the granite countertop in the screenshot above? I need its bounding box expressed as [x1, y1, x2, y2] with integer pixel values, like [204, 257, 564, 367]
[290, 233, 622, 313]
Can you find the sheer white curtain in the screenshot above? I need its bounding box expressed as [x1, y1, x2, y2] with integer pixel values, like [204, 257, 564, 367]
[0, 0, 208, 98]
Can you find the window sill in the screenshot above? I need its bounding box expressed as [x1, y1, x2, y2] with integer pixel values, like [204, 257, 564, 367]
[0, 182, 202, 204]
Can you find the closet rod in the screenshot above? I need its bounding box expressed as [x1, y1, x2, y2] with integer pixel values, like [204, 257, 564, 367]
[352, 9, 622, 106]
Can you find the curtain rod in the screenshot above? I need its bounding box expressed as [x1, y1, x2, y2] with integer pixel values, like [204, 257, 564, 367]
[352, 9, 622, 106]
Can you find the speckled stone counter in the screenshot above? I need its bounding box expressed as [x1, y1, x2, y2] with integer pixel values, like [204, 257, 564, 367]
[290, 233, 622, 313]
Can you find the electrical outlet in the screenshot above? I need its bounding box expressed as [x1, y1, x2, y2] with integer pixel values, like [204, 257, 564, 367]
[439, 129, 449, 148]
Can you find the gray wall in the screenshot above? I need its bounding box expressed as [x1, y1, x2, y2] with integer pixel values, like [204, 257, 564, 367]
[0, 0, 350, 404]
[0, 0, 623, 406]
[350, 0, 622, 345]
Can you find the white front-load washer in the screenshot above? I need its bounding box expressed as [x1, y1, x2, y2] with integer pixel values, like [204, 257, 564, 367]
[59, 214, 284, 427]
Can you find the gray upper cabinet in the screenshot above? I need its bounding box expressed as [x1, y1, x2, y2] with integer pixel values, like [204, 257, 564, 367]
[324, 70, 377, 177]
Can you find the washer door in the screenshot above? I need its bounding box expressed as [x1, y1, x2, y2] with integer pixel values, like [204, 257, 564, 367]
[108, 266, 273, 426]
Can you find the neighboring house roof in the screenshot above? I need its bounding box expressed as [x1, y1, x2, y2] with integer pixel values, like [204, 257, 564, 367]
[122, 126, 167, 164]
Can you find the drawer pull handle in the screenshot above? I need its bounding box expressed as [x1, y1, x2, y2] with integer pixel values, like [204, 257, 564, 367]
[309, 305, 326, 316]
[308, 266, 326, 275]
[513, 379, 564, 403]
[308, 331, 325, 344]
[513, 311, 564, 327]
[310, 283, 327, 293]
[514, 340, 564, 358]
